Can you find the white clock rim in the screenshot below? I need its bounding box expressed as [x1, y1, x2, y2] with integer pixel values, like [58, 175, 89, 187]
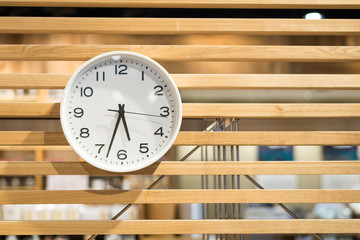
[60, 51, 182, 173]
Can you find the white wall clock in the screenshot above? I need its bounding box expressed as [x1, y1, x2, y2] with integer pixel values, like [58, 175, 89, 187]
[60, 51, 182, 172]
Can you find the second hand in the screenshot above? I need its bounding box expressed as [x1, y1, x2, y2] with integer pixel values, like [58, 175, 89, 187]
[108, 109, 166, 118]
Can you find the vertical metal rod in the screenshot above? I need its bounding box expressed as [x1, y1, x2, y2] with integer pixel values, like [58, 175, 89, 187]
[212, 144, 218, 240]
[201, 146, 206, 240]
[223, 119, 228, 240]
[218, 119, 223, 240]
[205, 145, 210, 240]
[230, 119, 237, 240]
[218, 145, 222, 217]
[235, 118, 243, 240]
[215, 119, 220, 240]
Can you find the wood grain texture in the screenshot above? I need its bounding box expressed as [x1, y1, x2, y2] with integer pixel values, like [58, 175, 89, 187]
[174, 74, 360, 90]
[1, 17, 360, 35]
[0, 102, 60, 118]
[176, 131, 360, 146]
[0, 131, 68, 146]
[2, 73, 360, 90]
[2, 102, 360, 118]
[0, 189, 359, 204]
[182, 103, 360, 118]
[0, 161, 359, 175]
[2, 45, 360, 62]
[0, 220, 359, 235]
[0, 0, 359, 9]
[2, 131, 360, 146]
[0, 73, 69, 89]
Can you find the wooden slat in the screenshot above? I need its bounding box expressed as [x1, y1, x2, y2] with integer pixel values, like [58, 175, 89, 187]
[0, 220, 359, 235]
[174, 74, 360, 90]
[2, 103, 360, 118]
[0, 0, 359, 9]
[176, 131, 360, 146]
[2, 73, 360, 90]
[1, 161, 359, 176]
[1, 17, 360, 35]
[2, 131, 360, 146]
[182, 103, 360, 118]
[0, 73, 69, 89]
[2, 45, 360, 62]
[0, 146, 72, 151]
[0, 189, 359, 204]
[0, 102, 60, 118]
[0, 131, 68, 146]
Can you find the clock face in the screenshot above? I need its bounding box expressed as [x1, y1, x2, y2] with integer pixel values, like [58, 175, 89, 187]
[60, 51, 182, 172]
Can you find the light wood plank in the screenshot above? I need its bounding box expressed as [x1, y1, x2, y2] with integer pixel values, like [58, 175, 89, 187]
[0, 161, 359, 176]
[1, 17, 360, 35]
[2, 103, 360, 118]
[0, 146, 72, 151]
[0, 131, 68, 146]
[0, 220, 359, 235]
[0, 102, 60, 118]
[177, 131, 360, 145]
[182, 103, 360, 118]
[0, 189, 359, 204]
[0, 73, 69, 89]
[0, 0, 359, 9]
[2, 45, 360, 62]
[174, 74, 360, 90]
[2, 131, 360, 146]
[2, 73, 360, 90]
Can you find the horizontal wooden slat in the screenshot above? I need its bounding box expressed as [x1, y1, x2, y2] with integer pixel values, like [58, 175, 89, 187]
[175, 74, 360, 90]
[177, 131, 360, 145]
[0, 102, 60, 118]
[0, 161, 359, 176]
[2, 103, 360, 118]
[183, 103, 360, 118]
[2, 131, 360, 146]
[1, 189, 359, 204]
[2, 45, 360, 62]
[0, 220, 359, 235]
[0, 73, 69, 89]
[0, 131, 68, 146]
[0, 0, 359, 9]
[1, 17, 360, 35]
[2, 73, 360, 90]
[0, 146, 72, 151]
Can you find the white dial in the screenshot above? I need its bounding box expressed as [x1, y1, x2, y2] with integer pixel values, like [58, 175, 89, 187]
[60, 51, 182, 172]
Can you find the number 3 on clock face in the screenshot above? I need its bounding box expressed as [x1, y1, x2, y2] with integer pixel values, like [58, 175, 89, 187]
[60, 51, 182, 172]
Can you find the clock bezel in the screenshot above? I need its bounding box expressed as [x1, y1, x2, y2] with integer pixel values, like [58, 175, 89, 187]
[60, 51, 182, 173]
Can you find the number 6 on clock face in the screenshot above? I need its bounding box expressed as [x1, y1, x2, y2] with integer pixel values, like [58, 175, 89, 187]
[60, 51, 182, 172]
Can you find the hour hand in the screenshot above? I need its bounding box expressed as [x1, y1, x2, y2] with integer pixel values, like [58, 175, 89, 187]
[119, 104, 131, 141]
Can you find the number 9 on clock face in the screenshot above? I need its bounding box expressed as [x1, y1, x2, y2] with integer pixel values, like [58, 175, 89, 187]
[60, 51, 182, 172]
